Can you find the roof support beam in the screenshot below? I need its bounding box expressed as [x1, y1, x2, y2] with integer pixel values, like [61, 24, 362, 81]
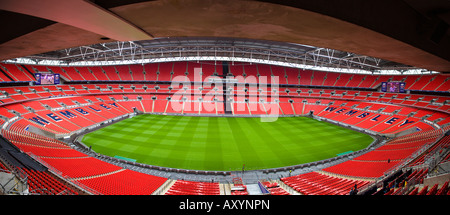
[0, 0, 152, 41]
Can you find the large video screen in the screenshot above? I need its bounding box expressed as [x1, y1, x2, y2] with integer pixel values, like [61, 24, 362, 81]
[381, 82, 406, 93]
[35, 73, 60, 85]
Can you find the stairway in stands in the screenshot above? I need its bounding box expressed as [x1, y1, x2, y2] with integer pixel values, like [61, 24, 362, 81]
[222, 61, 233, 115]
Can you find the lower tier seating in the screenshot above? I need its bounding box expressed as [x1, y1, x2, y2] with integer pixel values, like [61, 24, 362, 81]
[281, 171, 371, 195]
[74, 169, 167, 195]
[322, 160, 401, 178]
[165, 180, 220, 195]
[20, 167, 79, 195]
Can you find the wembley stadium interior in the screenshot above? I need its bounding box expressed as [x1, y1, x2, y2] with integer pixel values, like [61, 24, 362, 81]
[0, 0, 449, 197]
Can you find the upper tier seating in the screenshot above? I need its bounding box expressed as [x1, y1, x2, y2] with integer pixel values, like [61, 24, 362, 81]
[1, 62, 448, 92]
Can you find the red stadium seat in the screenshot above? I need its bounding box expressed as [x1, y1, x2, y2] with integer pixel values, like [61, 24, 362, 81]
[0, 61, 449, 195]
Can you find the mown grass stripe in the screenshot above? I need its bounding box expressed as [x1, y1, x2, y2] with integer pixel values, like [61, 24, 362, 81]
[82, 115, 373, 171]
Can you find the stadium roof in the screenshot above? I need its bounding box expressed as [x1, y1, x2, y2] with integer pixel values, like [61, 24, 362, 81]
[4, 37, 437, 75]
[0, 0, 449, 73]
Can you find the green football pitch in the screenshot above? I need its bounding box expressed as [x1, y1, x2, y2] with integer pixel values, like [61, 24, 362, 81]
[81, 114, 373, 171]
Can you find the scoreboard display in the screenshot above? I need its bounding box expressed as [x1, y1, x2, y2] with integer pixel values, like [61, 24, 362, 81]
[381, 82, 406, 93]
[35, 73, 60, 85]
